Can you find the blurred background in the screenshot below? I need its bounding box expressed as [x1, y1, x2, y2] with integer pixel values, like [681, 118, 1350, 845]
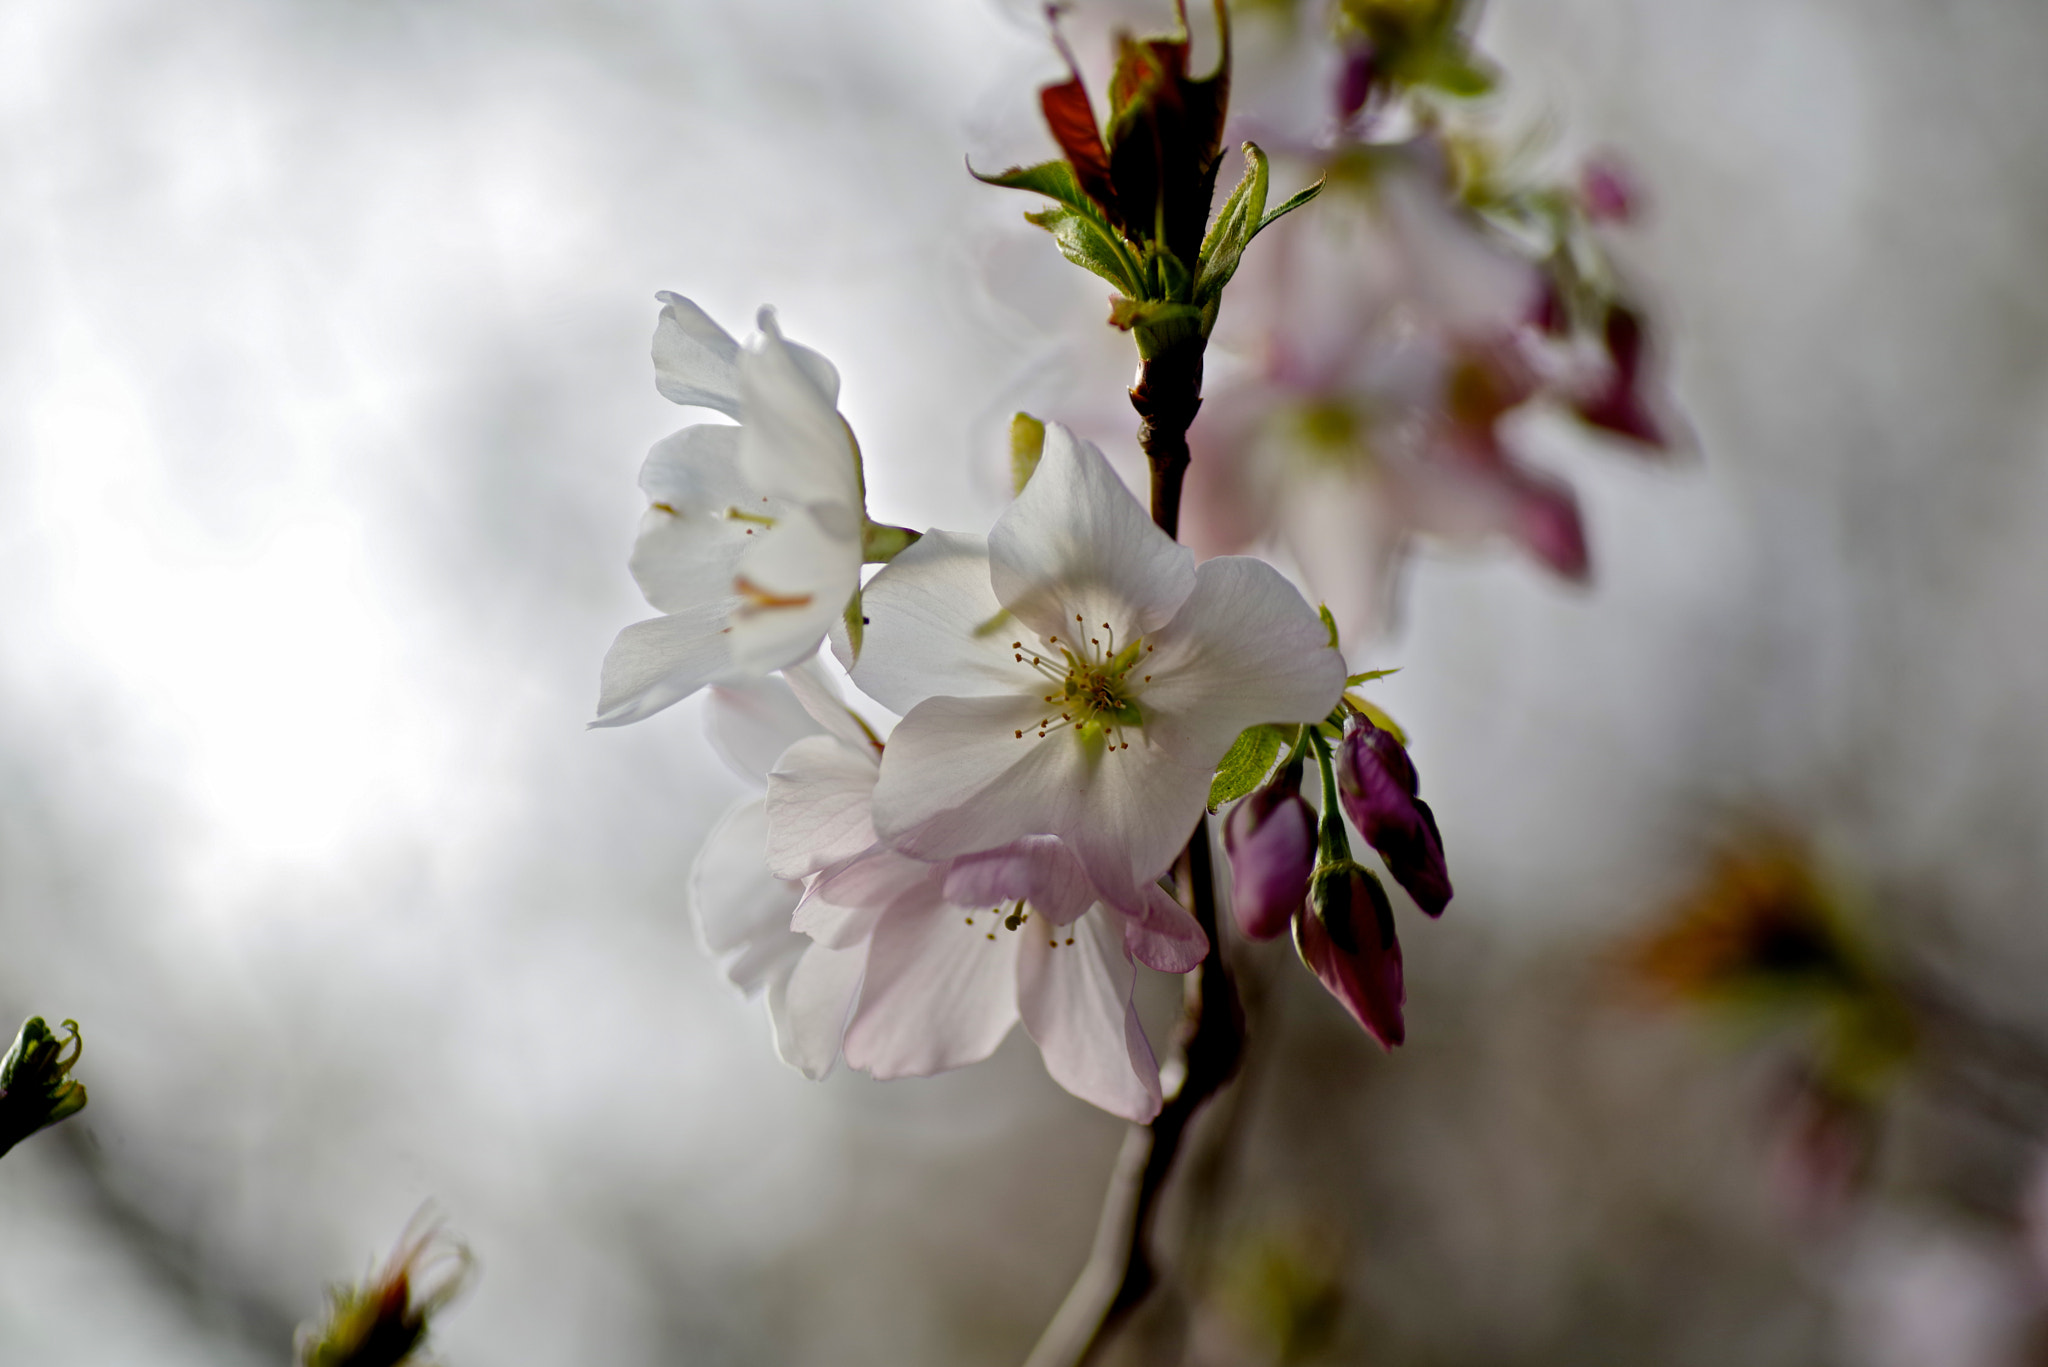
[4, 0, 2048, 1362]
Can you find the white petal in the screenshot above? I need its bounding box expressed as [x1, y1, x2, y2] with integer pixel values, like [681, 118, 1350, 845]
[652, 292, 743, 416]
[767, 940, 868, 1081]
[1018, 907, 1161, 1121]
[941, 836, 1098, 926]
[844, 530, 1033, 715]
[870, 695, 1211, 909]
[1139, 555, 1347, 765]
[591, 602, 736, 727]
[782, 655, 885, 757]
[842, 902, 1022, 1079]
[727, 506, 863, 675]
[704, 675, 822, 785]
[764, 734, 880, 880]
[1278, 479, 1403, 656]
[633, 426, 790, 615]
[988, 424, 1196, 640]
[738, 311, 862, 510]
[690, 798, 808, 994]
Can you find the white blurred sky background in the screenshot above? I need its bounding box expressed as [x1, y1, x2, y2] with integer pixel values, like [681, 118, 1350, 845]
[3, 0, 2048, 1363]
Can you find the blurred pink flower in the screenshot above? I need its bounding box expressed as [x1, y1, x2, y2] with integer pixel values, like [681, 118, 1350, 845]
[1183, 134, 1665, 651]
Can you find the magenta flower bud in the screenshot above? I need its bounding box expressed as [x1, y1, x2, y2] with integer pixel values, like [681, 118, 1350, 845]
[1336, 44, 1379, 120]
[1573, 304, 1668, 449]
[1580, 155, 1638, 223]
[1512, 480, 1590, 583]
[1298, 863, 1405, 1048]
[1223, 778, 1317, 941]
[1335, 716, 1452, 916]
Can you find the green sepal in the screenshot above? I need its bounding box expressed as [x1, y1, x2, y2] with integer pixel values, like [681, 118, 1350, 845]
[1318, 604, 1341, 650]
[1410, 46, 1497, 98]
[841, 590, 865, 666]
[1208, 723, 1290, 810]
[860, 521, 921, 564]
[1346, 668, 1399, 686]
[1009, 413, 1046, 495]
[0, 1017, 86, 1159]
[1024, 206, 1142, 296]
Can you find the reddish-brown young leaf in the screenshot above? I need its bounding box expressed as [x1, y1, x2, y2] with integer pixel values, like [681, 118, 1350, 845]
[1039, 78, 1121, 228]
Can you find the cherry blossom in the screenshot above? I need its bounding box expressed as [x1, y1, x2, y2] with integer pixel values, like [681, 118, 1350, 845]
[845, 423, 1346, 913]
[593, 296, 865, 727]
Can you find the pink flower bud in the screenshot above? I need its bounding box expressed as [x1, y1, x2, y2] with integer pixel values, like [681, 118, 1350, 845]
[1335, 716, 1452, 916]
[1223, 782, 1317, 941]
[1580, 155, 1638, 223]
[1573, 304, 1668, 449]
[1298, 864, 1405, 1048]
[1336, 44, 1379, 120]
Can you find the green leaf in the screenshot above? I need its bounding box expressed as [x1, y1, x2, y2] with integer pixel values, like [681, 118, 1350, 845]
[1208, 723, 1289, 809]
[1194, 143, 1323, 308]
[971, 159, 1099, 218]
[1255, 176, 1324, 236]
[1025, 206, 1142, 296]
[1194, 142, 1269, 300]
[1009, 412, 1046, 495]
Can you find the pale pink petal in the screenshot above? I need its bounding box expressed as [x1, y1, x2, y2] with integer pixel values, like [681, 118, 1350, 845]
[704, 675, 823, 785]
[798, 847, 943, 948]
[652, 292, 742, 415]
[1125, 883, 1209, 973]
[767, 941, 868, 1081]
[842, 904, 1022, 1078]
[1139, 556, 1347, 764]
[842, 530, 1032, 715]
[591, 602, 736, 727]
[987, 424, 1196, 640]
[727, 505, 863, 675]
[764, 734, 880, 879]
[941, 836, 1098, 926]
[1018, 908, 1161, 1121]
[690, 798, 807, 993]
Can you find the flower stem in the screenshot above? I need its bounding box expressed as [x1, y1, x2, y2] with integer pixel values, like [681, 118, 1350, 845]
[1024, 328, 1237, 1367]
[1132, 337, 1205, 541]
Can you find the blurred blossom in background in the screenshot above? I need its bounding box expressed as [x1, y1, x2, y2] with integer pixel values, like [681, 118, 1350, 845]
[4, 0, 2048, 1363]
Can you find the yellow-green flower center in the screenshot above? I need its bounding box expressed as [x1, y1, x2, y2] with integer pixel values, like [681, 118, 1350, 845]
[1010, 615, 1155, 751]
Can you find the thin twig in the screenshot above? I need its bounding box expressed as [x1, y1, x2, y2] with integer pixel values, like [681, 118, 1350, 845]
[1022, 339, 1243, 1367]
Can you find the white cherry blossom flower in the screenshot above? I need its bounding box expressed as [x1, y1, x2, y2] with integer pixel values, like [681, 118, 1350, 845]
[593, 295, 865, 727]
[846, 423, 1346, 912]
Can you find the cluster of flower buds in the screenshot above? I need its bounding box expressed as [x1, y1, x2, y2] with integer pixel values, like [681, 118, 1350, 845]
[0, 1015, 88, 1158]
[295, 1216, 472, 1367]
[1221, 704, 1451, 1048]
